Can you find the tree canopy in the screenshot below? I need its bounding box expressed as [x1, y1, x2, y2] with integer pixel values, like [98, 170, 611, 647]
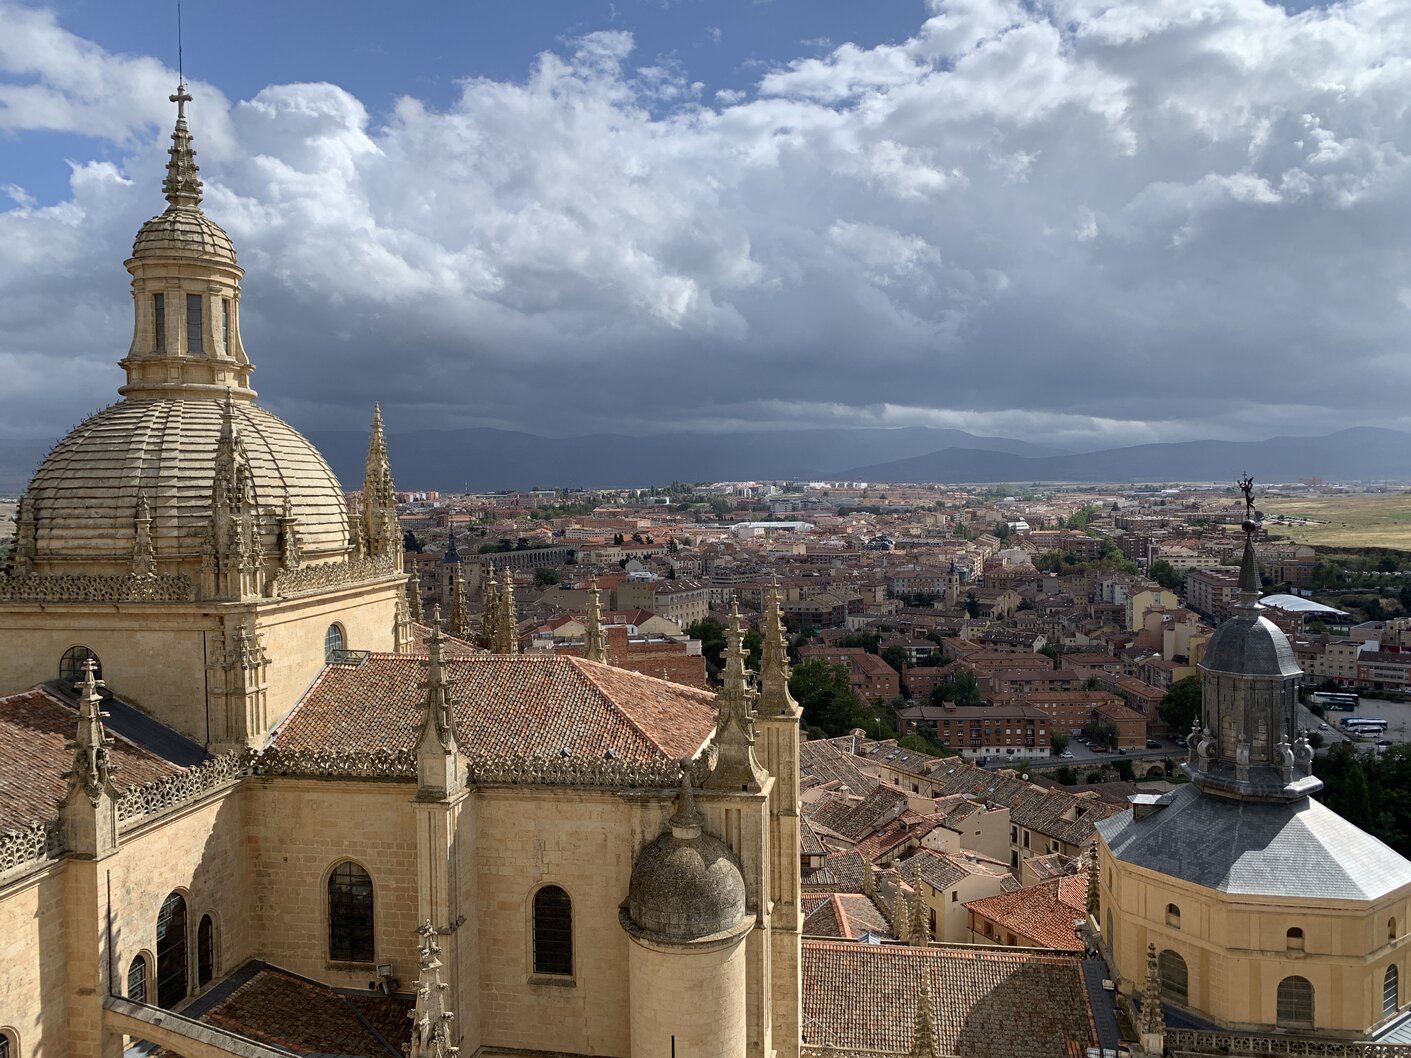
[1158, 675, 1202, 734]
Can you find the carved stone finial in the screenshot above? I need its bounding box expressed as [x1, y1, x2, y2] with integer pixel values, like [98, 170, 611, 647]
[8, 494, 37, 576]
[478, 561, 499, 650]
[406, 567, 424, 623]
[162, 82, 203, 211]
[447, 563, 471, 641]
[669, 758, 704, 840]
[416, 619, 462, 800]
[361, 404, 400, 567]
[908, 860, 930, 945]
[1140, 942, 1166, 1048]
[406, 922, 460, 1058]
[495, 566, 519, 654]
[131, 491, 156, 576]
[911, 975, 940, 1058]
[583, 576, 608, 664]
[277, 494, 302, 573]
[758, 576, 800, 720]
[60, 657, 121, 858]
[702, 599, 767, 793]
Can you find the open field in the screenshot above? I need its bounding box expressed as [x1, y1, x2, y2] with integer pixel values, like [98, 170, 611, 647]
[1262, 495, 1411, 550]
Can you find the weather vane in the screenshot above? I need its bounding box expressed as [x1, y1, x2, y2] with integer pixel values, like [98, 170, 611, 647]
[1237, 475, 1256, 533]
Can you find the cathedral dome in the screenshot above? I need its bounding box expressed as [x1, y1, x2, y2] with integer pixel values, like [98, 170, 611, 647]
[1201, 610, 1301, 678]
[627, 777, 747, 943]
[131, 208, 237, 265]
[21, 398, 351, 569]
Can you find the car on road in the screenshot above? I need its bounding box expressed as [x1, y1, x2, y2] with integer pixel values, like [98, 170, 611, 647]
[1145, 739, 1161, 749]
[1174, 738, 1188, 748]
[1319, 723, 1330, 730]
[1059, 751, 1074, 758]
[1091, 744, 1108, 753]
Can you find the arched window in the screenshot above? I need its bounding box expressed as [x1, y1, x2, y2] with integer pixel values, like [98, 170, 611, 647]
[1165, 903, 1181, 928]
[155, 892, 188, 1008]
[127, 954, 149, 1003]
[324, 624, 346, 662]
[1287, 927, 1305, 952]
[532, 885, 573, 977]
[1386, 965, 1400, 1018]
[59, 645, 100, 683]
[328, 861, 374, 963]
[1158, 950, 1188, 1006]
[1106, 910, 1114, 942]
[0, 1028, 14, 1058]
[198, 915, 216, 988]
[1277, 976, 1314, 1029]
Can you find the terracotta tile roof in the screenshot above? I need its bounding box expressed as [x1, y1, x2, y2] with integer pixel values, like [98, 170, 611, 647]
[155, 961, 411, 1056]
[409, 623, 481, 657]
[800, 737, 881, 796]
[803, 893, 894, 940]
[802, 940, 1097, 1058]
[272, 652, 716, 764]
[963, 877, 1089, 951]
[0, 687, 185, 833]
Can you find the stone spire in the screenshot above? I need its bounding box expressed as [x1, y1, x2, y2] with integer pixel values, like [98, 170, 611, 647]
[416, 614, 463, 800]
[495, 567, 519, 654]
[205, 394, 263, 600]
[361, 404, 401, 568]
[407, 567, 424, 623]
[911, 976, 940, 1058]
[7, 494, 36, 576]
[908, 860, 930, 945]
[891, 885, 911, 944]
[583, 577, 608, 664]
[670, 759, 704, 840]
[757, 576, 799, 719]
[406, 922, 460, 1058]
[277, 495, 302, 573]
[60, 659, 120, 858]
[130, 491, 156, 576]
[447, 563, 471, 641]
[704, 601, 767, 792]
[162, 83, 203, 211]
[1139, 942, 1166, 1053]
[479, 561, 499, 650]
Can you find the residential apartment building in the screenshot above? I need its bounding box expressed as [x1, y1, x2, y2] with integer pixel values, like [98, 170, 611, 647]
[1184, 566, 1241, 620]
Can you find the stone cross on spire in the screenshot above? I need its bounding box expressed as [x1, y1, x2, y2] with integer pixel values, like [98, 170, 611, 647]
[416, 614, 463, 800]
[406, 922, 460, 1058]
[583, 577, 608, 664]
[703, 600, 767, 793]
[162, 83, 203, 211]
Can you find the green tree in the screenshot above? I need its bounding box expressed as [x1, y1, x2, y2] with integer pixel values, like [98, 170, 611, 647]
[1050, 732, 1070, 755]
[1148, 559, 1183, 591]
[1113, 758, 1135, 782]
[1158, 676, 1202, 734]
[402, 530, 424, 553]
[929, 669, 981, 707]
[533, 567, 560, 588]
[687, 619, 727, 674]
[1054, 765, 1078, 786]
[881, 645, 910, 675]
[789, 659, 863, 737]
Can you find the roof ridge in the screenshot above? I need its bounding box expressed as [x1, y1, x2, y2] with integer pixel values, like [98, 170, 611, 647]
[567, 654, 698, 760]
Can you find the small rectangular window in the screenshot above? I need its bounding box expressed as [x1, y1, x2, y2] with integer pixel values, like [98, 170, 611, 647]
[222, 298, 231, 351]
[187, 294, 203, 354]
[153, 294, 165, 353]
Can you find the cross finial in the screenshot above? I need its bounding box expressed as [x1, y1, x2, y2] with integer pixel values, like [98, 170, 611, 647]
[170, 82, 192, 123]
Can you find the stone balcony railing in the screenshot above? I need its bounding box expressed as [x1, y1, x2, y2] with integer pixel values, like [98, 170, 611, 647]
[1167, 1029, 1411, 1057]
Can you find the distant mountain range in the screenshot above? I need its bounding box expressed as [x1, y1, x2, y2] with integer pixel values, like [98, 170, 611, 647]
[841, 427, 1411, 485]
[0, 424, 1406, 495]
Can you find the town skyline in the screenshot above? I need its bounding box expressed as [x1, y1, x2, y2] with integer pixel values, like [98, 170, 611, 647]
[2, 0, 1409, 449]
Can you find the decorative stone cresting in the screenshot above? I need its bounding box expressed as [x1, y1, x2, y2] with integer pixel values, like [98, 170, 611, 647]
[117, 749, 252, 822]
[0, 821, 62, 875]
[273, 552, 397, 598]
[0, 573, 196, 603]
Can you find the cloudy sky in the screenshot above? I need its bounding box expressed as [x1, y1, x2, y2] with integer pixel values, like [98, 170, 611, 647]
[0, 0, 1408, 449]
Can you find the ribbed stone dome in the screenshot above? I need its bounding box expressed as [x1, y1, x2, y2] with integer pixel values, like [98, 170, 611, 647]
[627, 828, 747, 942]
[131, 208, 237, 265]
[1201, 610, 1302, 678]
[23, 398, 351, 569]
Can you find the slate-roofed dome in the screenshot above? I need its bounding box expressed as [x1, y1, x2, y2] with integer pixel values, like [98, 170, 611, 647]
[1200, 610, 1302, 678]
[131, 208, 237, 265]
[22, 398, 351, 568]
[627, 824, 746, 942]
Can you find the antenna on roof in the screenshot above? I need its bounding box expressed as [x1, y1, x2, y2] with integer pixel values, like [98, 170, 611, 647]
[176, 0, 185, 84]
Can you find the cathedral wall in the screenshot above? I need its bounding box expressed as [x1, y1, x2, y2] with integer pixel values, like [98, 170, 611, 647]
[0, 865, 69, 1057]
[0, 608, 212, 741]
[628, 935, 748, 1058]
[244, 777, 421, 989]
[255, 580, 401, 723]
[106, 787, 252, 1003]
[475, 785, 675, 1057]
[1103, 849, 1411, 1033]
